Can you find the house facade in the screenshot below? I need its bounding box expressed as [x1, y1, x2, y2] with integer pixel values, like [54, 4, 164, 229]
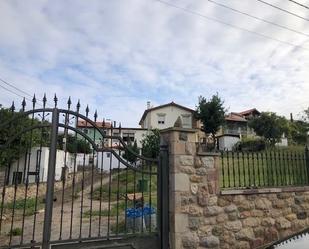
[139, 101, 197, 130]
[221, 108, 261, 137]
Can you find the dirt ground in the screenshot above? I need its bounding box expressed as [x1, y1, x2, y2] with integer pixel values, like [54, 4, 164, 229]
[0, 174, 122, 247]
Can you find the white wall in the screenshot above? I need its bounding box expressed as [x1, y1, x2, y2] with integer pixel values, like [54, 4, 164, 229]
[218, 136, 240, 151]
[9, 147, 77, 184]
[96, 151, 127, 171]
[145, 106, 193, 129]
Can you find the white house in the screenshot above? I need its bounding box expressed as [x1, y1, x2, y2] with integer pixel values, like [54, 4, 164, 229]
[139, 101, 197, 130]
[8, 147, 76, 185]
[217, 134, 241, 151]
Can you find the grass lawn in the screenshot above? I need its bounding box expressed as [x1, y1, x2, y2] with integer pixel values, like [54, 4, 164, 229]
[0, 197, 45, 217]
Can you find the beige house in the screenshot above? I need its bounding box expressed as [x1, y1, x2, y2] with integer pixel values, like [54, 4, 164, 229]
[139, 102, 197, 130]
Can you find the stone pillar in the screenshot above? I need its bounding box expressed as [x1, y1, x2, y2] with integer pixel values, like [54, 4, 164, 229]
[160, 128, 220, 249]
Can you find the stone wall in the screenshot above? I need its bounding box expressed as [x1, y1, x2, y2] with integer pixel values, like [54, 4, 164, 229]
[161, 128, 309, 249]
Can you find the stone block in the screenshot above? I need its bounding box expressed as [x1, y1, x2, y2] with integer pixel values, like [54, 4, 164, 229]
[242, 217, 260, 228]
[180, 166, 195, 174]
[276, 217, 291, 230]
[204, 206, 223, 217]
[174, 213, 188, 233]
[251, 210, 264, 217]
[173, 173, 190, 192]
[228, 211, 239, 221]
[182, 232, 199, 248]
[179, 155, 194, 166]
[196, 167, 207, 176]
[264, 227, 279, 242]
[224, 220, 242, 232]
[216, 213, 228, 223]
[208, 196, 218, 206]
[297, 211, 307, 220]
[191, 184, 198, 195]
[188, 217, 200, 230]
[249, 238, 263, 248]
[255, 197, 272, 210]
[272, 199, 285, 208]
[200, 235, 220, 248]
[200, 156, 215, 168]
[285, 213, 297, 221]
[185, 142, 195, 155]
[218, 197, 231, 207]
[261, 217, 275, 227]
[235, 227, 254, 241]
[212, 225, 224, 236]
[224, 204, 238, 213]
[190, 175, 203, 183]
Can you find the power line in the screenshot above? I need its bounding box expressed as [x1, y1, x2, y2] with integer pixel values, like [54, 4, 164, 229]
[208, 0, 309, 38]
[287, 0, 309, 10]
[0, 84, 32, 102]
[256, 0, 309, 21]
[154, 0, 309, 51]
[0, 77, 33, 98]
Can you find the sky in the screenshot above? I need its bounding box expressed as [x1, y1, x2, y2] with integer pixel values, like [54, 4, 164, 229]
[0, 0, 308, 127]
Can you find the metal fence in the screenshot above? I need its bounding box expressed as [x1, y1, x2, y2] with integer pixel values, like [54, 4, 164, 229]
[220, 147, 309, 189]
[0, 95, 168, 249]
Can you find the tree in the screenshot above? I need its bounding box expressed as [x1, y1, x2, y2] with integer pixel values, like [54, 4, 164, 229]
[302, 107, 309, 122]
[141, 129, 160, 159]
[57, 133, 92, 154]
[195, 94, 226, 146]
[122, 140, 139, 163]
[0, 107, 46, 167]
[289, 120, 308, 145]
[249, 112, 289, 146]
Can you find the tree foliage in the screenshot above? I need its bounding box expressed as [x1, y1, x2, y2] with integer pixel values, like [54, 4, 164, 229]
[122, 140, 139, 163]
[195, 94, 226, 140]
[57, 133, 92, 154]
[249, 112, 289, 146]
[141, 129, 160, 159]
[289, 120, 308, 145]
[0, 108, 48, 167]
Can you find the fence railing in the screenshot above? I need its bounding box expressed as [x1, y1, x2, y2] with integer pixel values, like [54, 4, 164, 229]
[220, 147, 309, 189]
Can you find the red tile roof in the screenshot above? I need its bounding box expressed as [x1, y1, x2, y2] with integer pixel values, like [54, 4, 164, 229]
[77, 120, 112, 128]
[238, 108, 260, 116]
[225, 113, 247, 122]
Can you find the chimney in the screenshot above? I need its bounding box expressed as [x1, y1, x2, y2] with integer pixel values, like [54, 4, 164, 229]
[147, 101, 151, 110]
[290, 113, 293, 122]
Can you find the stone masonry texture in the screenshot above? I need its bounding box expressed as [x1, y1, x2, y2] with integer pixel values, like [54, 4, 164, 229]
[161, 128, 309, 249]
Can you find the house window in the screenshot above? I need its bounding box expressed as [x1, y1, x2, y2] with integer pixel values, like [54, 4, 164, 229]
[123, 132, 135, 143]
[106, 152, 111, 158]
[12, 172, 22, 185]
[182, 114, 191, 128]
[157, 114, 166, 124]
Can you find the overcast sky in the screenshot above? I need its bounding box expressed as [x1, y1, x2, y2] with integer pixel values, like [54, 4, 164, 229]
[0, 0, 308, 126]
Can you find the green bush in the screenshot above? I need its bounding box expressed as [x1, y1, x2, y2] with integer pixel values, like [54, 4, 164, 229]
[8, 227, 22, 236]
[234, 137, 266, 152]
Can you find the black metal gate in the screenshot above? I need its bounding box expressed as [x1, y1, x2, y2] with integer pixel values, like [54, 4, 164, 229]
[0, 96, 169, 249]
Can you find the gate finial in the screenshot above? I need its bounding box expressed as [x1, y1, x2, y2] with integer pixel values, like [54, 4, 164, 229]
[53, 94, 58, 107]
[85, 105, 89, 117]
[67, 97, 72, 110]
[21, 97, 26, 111]
[43, 94, 47, 108]
[76, 99, 81, 112]
[32, 94, 36, 108]
[94, 110, 98, 121]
